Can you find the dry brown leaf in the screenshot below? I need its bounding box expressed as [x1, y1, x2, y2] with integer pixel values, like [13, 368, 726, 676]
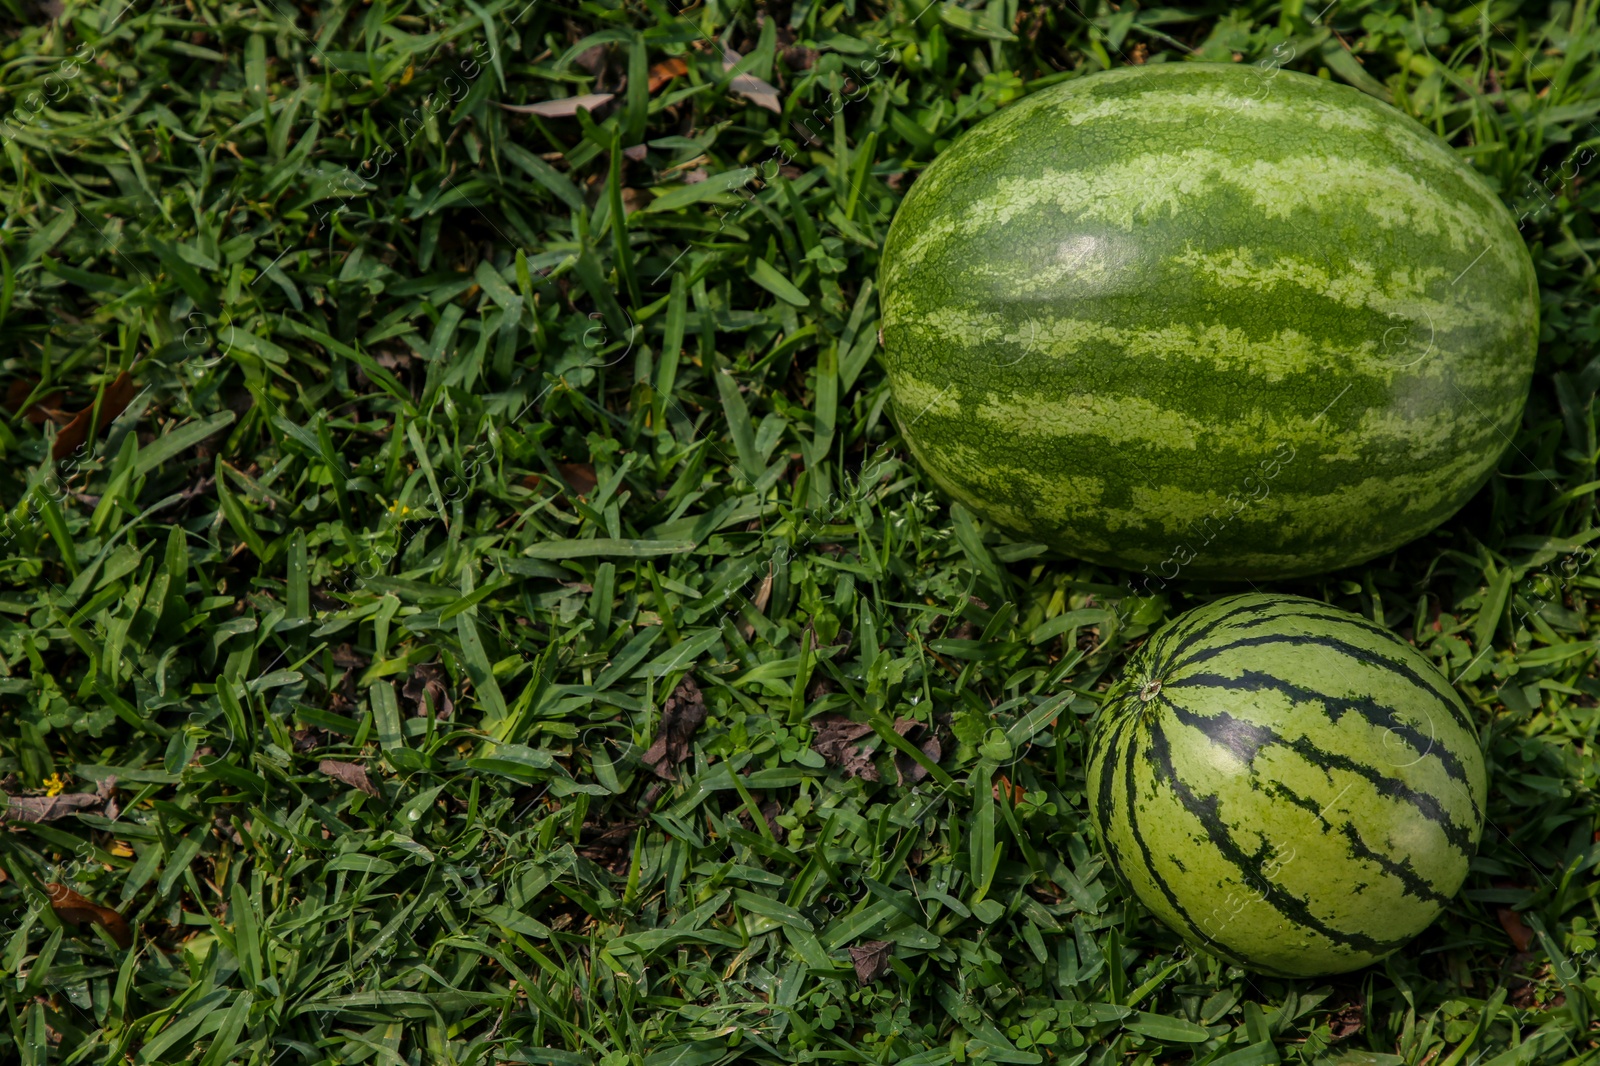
[573, 44, 606, 74]
[557, 461, 599, 497]
[894, 719, 942, 787]
[1498, 907, 1534, 951]
[992, 775, 1026, 805]
[757, 799, 782, 837]
[620, 187, 650, 214]
[729, 73, 781, 112]
[643, 676, 707, 780]
[722, 50, 782, 113]
[498, 93, 615, 118]
[811, 715, 879, 781]
[0, 792, 103, 824]
[752, 567, 773, 614]
[740, 566, 774, 639]
[96, 775, 119, 821]
[647, 57, 688, 93]
[812, 716, 940, 785]
[46, 883, 132, 948]
[402, 662, 454, 720]
[53, 371, 138, 460]
[318, 760, 379, 797]
[4, 378, 66, 424]
[849, 940, 893, 985]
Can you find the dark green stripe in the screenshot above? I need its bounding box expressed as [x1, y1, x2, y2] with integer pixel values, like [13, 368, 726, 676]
[1178, 668, 1481, 822]
[1263, 781, 1453, 906]
[1200, 606, 1475, 733]
[1091, 716, 1131, 872]
[1176, 631, 1475, 735]
[1147, 717, 1414, 956]
[1164, 596, 1280, 664]
[1164, 702, 1476, 854]
[1165, 694, 1276, 762]
[1116, 720, 1246, 964]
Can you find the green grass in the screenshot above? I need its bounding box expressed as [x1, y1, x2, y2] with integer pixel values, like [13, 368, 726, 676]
[0, 0, 1597, 1063]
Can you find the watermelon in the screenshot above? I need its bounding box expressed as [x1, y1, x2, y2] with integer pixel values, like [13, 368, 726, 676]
[1085, 594, 1486, 977]
[878, 63, 1537, 580]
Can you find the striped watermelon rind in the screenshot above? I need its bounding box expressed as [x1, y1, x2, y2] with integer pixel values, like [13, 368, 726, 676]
[879, 63, 1537, 580]
[1085, 593, 1487, 977]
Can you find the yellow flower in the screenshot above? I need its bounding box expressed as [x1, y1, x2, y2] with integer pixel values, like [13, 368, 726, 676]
[43, 772, 65, 797]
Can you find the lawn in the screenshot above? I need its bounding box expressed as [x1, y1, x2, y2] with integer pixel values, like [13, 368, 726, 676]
[0, 0, 1597, 1063]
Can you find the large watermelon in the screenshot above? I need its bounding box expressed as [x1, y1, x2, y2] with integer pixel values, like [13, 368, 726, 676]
[878, 63, 1537, 580]
[1085, 594, 1486, 977]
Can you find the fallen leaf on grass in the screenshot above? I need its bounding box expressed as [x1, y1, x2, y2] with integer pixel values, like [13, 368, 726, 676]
[97, 775, 119, 821]
[648, 57, 688, 92]
[498, 93, 615, 117]
[849, 940, 893, 985]
[52, 371, 138, 460]
[46, 883, 132, 948]
[402, 662, 454, 719]
[813, 716, 941, 784]
[992, 774, 1026, 805]
[1498, 907, 1534, 951]
[893, 719, 941, 786]
[4, 378, 65, 424]
[811, 714, 878, 780]
[557, 461, 598, 497]
[0, 792, 104, 824]
[319, 760, 379, 797]
[643, 675, 707, 780]
[759, 799, 782, 836]
[333, 644, 366, 670]
[722, 49, 781, 113]
[739, 565, 774, 639]
[729, 73, 782, 113]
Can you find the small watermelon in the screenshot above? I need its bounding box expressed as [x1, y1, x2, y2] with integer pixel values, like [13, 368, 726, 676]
[1085, 594, 1486, 977]
[879, 63, 1537, 580]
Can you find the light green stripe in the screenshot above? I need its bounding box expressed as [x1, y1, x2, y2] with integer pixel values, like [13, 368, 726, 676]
[1168, 246, 1526, 337]
[894, 309, 1512, 383]
[895, 372, 1503, 457]
[899, 150, 1508, 263]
